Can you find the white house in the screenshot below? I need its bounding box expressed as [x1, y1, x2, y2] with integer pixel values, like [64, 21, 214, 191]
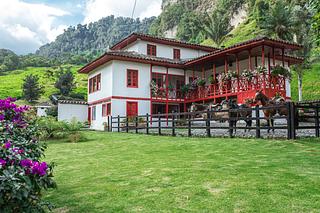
[79, 33, 303, 130]
[35, 102, 53, 117]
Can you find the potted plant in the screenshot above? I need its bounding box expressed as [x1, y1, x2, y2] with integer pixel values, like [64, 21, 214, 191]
[150, 80, 158, 96]
[271, 65, 291, 79]
[256, 66, 267, 75]
[197, 79, 206, 87]
[181, 84, 190, 96]
[241, 69, 254, 80]
[208, 75, 216, 84]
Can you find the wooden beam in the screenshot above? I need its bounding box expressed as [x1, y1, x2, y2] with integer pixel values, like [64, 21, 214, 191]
[282, 48, 285, 66]
[272, 46, 276, 66]
[261, 45, 265, 67]
[248, 50, 252, 70]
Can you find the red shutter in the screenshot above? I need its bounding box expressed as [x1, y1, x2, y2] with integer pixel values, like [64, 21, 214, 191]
[107, 103, 111, 115]
[147, 44, 156, 56]
[88, 107, 91, 124]
[127, 102, 138, 117]
[127, 69, 138, 88]
[173, 49, 180, 59]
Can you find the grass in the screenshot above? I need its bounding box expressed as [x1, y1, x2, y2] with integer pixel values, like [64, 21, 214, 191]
[0, 65, 87, 103]
[44, 131, 320, 212]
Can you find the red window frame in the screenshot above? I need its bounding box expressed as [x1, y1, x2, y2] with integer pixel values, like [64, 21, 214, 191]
[173, 48, 181, 60]
[147, 44, 157, 56]
[126, 101, 138, 117]
[91, 106, 96, 121]
[127, 69, 138, 88]
[88, 107, 92, 124]
[102, 103, 111, 117]
[88, 74, 101, 93]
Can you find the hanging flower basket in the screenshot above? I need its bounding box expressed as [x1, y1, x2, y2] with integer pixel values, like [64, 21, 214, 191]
[271, 65, 291, 79]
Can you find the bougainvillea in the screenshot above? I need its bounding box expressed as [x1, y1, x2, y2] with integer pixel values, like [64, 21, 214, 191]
[0, 97, 56, 212]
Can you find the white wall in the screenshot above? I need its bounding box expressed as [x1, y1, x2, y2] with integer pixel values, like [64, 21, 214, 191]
[88, 103, 107, 131]
[88, 62, 113, 103]
[36, 107, 50, 117]
[123, 40, 211, 60]
[58, 103, 88, 123]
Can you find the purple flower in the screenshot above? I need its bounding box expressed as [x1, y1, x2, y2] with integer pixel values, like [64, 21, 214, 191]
[20, 159, 33, 167]
[31, 161, 48, 176]
[0, 114, 4, 121]
[0, 158, 6, 166]
[4, 141, 11, 149]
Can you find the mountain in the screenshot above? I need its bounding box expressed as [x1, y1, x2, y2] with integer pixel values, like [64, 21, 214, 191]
[36, 16, 156, 61]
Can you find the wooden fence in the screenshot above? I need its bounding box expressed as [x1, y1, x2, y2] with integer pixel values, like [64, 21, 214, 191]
[107, 101, 320, 140]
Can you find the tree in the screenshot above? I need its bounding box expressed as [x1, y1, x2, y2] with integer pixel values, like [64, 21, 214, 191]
[22, 74, 43, 103]
[291, 3, 314, 101]
[55, 67, 75, 96]
[202, 9, 232, 47]
[261, 1, 295, 40]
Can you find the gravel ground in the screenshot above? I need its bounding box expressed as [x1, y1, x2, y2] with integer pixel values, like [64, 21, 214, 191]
[128, 120, 318, 139]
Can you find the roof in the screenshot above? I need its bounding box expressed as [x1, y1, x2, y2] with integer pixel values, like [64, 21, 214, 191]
[58, 100, 88, 105]
[35, 102, 53, 107]
[79, 36, 303, 74]
[79, 50, 186, 73]
[110, 33, 219, 52]
[185, 37, 303, 66]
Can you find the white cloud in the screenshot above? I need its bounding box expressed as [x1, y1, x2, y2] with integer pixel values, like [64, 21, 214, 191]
[83, 0, 162, 24]
[0, 0, 69, 54]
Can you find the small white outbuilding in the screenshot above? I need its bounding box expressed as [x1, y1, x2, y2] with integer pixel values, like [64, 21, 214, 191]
[35, 102, 53, 117]
[58, 100, 88, 123]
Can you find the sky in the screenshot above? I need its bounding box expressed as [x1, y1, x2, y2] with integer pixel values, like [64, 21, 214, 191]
[0, 0, 162, 55]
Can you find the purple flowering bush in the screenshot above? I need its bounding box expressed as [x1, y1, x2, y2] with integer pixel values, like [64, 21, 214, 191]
[0, 98, 56, 212]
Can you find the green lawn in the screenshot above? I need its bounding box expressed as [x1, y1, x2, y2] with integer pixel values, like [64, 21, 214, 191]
[44, 131, 320, 212]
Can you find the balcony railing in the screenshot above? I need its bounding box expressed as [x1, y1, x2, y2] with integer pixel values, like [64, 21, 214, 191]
[151, 74, 286, 102]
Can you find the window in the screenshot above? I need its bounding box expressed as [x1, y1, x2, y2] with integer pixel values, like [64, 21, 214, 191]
[127, 69, 138, 88]
[102, 104, 106, 117]
[106, 103, 111, 115]
[92, 106, 96, 120]
[88, 107, 92, 123]
[173, 48, 181, 60]
[127, 102, 138, 117]
[147, 44, 156, 56]
[102, 103, 111, 117]
[88, 74, 101, 93]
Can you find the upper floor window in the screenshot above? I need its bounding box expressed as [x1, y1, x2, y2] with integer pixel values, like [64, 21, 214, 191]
[89, 74, 101, 93]
[127, 69, 138, 88]
[147, 44, 157, 56]
[173, 48, 181, 60]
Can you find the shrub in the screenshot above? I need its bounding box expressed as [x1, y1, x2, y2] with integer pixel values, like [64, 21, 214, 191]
[0, 97, 56, 212]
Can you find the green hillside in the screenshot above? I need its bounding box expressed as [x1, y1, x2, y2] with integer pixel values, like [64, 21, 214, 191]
[291, 62, 320, 101]
[0, 65, 87, 103]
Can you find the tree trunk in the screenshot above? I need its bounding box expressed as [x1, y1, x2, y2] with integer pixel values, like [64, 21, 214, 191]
[298, 73, 303, 101]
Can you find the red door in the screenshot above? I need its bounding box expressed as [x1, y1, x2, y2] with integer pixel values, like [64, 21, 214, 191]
[127, 102, 138, 117]
[88, 107, 91, 124]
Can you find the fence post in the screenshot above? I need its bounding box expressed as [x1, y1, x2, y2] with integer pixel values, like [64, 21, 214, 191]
[315, 106, 319, 137]
[228, 109, 233, 138]
[255, 106, 261, 138]
[117, 115, 120, 132]
[286, 102, 292, 140]
[135, 116, 138, 134]
[110, 115, 113, 132]
[158, 112, 161, 135]
[290, 102, 296, 139]
[107, 116, 110, 132]
[146, 113, 149, 135]
[206, 109, 211, 137]
[126, 117, 129, 133]
[172, 111, 176, 136]
[188, 113, 192, 137]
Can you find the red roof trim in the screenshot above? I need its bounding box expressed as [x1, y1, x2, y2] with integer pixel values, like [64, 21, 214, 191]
[185, 38, 303, 66]
[110, 33, 218, 52]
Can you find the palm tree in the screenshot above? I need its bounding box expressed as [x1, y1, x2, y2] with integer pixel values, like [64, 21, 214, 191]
[261, 1, 295, 40]
[202, 10, 232, 47]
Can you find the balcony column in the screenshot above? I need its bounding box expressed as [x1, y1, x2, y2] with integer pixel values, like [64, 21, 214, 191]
[150, 64, 153, 125]
[213, 63, 216, 101]
[224, 56, 228, 73]
[272, 46, 276, 66]
[248, 50, 252, 70]
[261, 45, 265, 89]
[166, 67, 169, 125]
[236, 53, 240, 92]
[282, 48, 285, 66]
